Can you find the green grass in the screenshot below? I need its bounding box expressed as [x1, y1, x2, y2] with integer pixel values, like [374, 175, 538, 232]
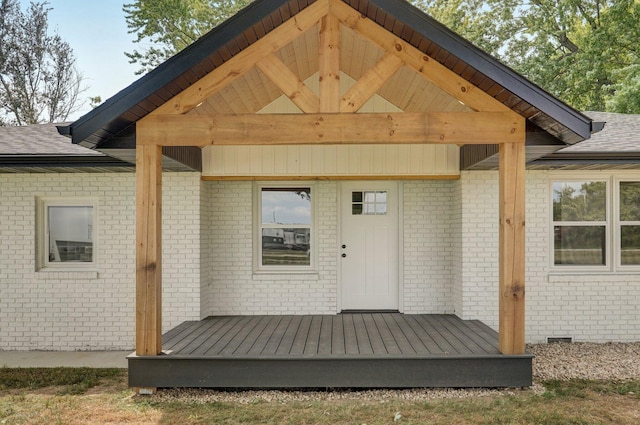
[0, 367, 125, 394]
[542, 379, 640, 399]
[0, 369, 639, 425]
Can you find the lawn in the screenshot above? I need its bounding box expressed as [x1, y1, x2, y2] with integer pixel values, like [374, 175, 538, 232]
[0, 368, 639, 424]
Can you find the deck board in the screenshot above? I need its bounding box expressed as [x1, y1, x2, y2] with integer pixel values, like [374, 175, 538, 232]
[195, 316, 244, 355]
[275, 315, 302, 355]
[131, 314, 532, 389]
[402, 315, 443, 354]
[163, 314, 503, 357]
[290, 315, 312, 355]
[383, 314, 418, 354]
[331, 315, 345, 355]
[166, 317, 225, 354]
[260, 315, 291, 355]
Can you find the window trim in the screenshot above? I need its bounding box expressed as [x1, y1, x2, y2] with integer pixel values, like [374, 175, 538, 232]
[253, 182, 317, 273]
[37, 197, 98, 271]
[614, 178, 640, 271]
[550, 178, 610, 272]
[550, 174, 640, 273]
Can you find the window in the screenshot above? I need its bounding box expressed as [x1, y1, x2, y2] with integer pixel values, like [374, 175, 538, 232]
[552, 180, 608, 267]
[38, 198, 97, 269]
[256, 184, 314, 271]
[551, 177, 640, 271]
[618, 181, 640, 266]
[352, 191, 387, 215]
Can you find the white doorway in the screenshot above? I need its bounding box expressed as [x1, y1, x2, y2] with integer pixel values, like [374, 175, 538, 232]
[340, 181, 399, 310]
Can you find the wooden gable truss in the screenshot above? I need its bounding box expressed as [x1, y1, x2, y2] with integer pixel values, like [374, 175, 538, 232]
[135, 0, 526, 359]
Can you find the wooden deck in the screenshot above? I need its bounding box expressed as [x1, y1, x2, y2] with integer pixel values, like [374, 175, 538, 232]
[128, 314, 532, 389]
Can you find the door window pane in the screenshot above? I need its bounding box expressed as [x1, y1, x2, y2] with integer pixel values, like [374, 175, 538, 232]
[352, 191, 387, 215]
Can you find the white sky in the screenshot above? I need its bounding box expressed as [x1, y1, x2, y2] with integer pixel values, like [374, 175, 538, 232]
[18, 1, 141, 120]
[262, 190, 311, 225]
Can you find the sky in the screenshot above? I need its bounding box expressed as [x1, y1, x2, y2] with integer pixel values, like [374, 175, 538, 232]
[18, 1, 141, 120]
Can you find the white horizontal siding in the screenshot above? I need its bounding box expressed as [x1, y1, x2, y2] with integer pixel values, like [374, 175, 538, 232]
[202, 144, 460, 178]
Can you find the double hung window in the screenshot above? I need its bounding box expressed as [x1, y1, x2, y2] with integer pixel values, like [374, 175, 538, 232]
[256, 184, 314, 271]
[551, 177, 640, 271]
[619, 181, 640, 267]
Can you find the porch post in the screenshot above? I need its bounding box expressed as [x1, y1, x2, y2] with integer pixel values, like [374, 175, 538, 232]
[498, 140, 526, 355]
[135, 143, 163, 356]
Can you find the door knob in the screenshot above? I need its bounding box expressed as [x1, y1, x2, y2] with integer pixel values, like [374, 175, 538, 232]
[341, 244, 346, 249]
[341, 253, 347, 258]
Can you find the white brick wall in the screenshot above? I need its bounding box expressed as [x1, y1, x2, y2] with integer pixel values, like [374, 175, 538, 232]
[3, 169, 637, 351]
[0, 172, 201, 350]
[402, 181, 455, 314]
[202, 181, 338, 315]
[456, 170, 640, 343]
[456, 171, 499, 326]
[162, 173, 202, 328]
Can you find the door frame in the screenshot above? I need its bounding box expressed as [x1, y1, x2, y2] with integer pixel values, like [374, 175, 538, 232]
[337, 180, 404, 312]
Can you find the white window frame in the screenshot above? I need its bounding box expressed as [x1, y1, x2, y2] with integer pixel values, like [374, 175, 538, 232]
[550, 174, 640, 273]
[253, 182, 317, 273]
[614, 178, 640, 271]
[37, 198, 98, 270]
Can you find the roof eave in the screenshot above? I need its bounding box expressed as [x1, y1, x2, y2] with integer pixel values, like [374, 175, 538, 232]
[61, 0, 296, 149]
[366, 0, 593, 142]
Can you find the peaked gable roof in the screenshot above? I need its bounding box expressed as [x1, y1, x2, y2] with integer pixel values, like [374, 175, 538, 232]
[60, 0, 597, 153]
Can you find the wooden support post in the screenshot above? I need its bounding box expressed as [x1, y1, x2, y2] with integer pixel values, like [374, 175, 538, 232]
[135, 143, 163, 356]
[319, 13, 340, 113]
[498, 140, 526, 355]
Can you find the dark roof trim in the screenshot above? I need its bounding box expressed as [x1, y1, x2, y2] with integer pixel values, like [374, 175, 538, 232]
[0, 155, 134, 168]
[61, 0, 595, 150]
[368, 0, 593, 141]
[62, 0, 298, 148]
[532, 152, 640, 165]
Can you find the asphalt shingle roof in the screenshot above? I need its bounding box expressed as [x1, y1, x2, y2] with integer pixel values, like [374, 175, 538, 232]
[0, 123, 103, 156]
[561, 112, 640, 153]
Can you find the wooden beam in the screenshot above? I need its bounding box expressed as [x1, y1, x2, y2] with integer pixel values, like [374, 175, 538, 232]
[152, 0, 330, 115]
[498, 139, 526, 355]
[331, 1, 515, 115]
[340, 53, 403, 113]
[256, 53, 320, 113]
[201, 174, 460, 181]
[137, 112, 526, 146]
[135, 143, 163, 356]
[319, 13, 340, 112]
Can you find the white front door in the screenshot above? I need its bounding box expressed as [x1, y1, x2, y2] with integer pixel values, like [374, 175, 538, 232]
[340, 181, 399, 310]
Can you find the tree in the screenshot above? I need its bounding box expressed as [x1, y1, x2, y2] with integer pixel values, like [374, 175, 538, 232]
[0, 0, 84, 125]
[124, 0, 253, 75]
[412, 0, 640, 113]
[123, 0, 639, 113]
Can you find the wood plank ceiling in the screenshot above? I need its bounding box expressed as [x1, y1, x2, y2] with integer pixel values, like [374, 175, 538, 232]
[187, 21, 473, 117]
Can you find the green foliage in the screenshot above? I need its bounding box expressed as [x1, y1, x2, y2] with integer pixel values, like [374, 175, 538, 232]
[411, 0, 640, 113]
[0, 0, 84, 125]
[124, 0, 254, 74]
[122, 0, 640, 112]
